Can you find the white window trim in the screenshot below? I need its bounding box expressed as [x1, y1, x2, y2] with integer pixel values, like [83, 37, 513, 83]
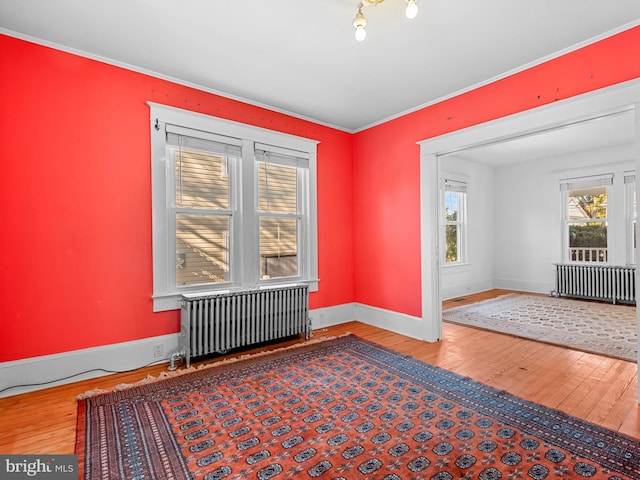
[149, 102, 319, 311]
[440, 174, 468, 266]
[560, 173, 612, 264]
[625, 171, 636, 265]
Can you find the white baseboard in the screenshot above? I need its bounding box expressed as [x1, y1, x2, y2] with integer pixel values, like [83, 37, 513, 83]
[309, 303, 356, 331]
[441, 281, 494, 301]
[493, 278, 552, 295]
[0, 304, 358, 398]
[354, 303, 424, 340]
[0, 333, 180, 398]
[0, 302, 430, 398]
[312, 302, 433, 343]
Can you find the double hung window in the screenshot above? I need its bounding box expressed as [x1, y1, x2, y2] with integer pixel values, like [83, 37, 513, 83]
[561, 175, 611, 263]
[256, 148, 307, 280]
[441, 179, 467, 264]
[560, 172, 638, 265]
[150, 103, 318, 311]
[169, 127, 238, 286]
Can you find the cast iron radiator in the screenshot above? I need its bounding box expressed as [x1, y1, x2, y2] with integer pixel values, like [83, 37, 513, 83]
[173, 284, 311, 368]
[554, 263, 636, 305]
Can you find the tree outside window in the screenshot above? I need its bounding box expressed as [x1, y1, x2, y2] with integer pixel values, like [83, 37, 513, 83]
[567, 185, 608, 262]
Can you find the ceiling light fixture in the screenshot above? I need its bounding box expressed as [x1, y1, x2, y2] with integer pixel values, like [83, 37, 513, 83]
[353, 0, 419, 41]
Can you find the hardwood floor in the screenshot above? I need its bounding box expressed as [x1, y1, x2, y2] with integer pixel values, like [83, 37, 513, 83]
[0, 289, 638, 455]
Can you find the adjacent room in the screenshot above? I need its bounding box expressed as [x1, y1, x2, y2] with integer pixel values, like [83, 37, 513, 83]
[1, 1, 640, 479]
[439, 109, 638, 362]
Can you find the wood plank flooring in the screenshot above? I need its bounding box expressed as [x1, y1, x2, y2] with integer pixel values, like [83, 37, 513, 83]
[0, 289, 638, 455]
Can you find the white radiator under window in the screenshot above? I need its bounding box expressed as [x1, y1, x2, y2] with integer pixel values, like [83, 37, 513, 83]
[174, 284, 310, 368]
[554, 263, 636, 305]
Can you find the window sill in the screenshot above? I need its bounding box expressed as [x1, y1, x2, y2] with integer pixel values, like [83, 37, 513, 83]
[152, 278, 319, 312]
[442, 262, 471, 269]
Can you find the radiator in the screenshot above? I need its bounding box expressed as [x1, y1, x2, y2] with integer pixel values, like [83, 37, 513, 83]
[174, 284, 310, 368]
[554, 263, 636, 305]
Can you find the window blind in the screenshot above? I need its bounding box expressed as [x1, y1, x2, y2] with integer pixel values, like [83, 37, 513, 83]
[256, 149, 300, 215]
[167, 127, 239, 210]
[166, 124, 242, 158]
[444, 179, 467, 193]
[624, 172, 635, 184]
[255, 144, 309, 169]
[560, 174, 613, 191]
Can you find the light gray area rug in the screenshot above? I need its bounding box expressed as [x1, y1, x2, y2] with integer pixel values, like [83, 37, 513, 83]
[443, 293, 637, 362]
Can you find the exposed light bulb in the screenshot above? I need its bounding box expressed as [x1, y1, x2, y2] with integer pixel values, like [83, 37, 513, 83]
[405, 0, 418, 19]
[353, 4, 368, 42]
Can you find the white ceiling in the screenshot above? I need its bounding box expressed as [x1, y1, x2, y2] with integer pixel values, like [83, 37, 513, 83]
[1, 0, 639, 133]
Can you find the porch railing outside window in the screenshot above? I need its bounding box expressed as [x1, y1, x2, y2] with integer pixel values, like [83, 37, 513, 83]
[569, 247, 608, 263]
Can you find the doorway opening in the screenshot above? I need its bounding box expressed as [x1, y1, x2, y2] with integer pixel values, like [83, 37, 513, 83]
[418, 79, 640, 391]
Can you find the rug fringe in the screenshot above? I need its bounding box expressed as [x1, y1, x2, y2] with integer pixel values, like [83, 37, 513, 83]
[192, 333, 347, 372]
[76, 333, 352, 400]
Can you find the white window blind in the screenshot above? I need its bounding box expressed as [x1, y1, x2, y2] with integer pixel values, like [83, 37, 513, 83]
[166, 124, 242, 151]
[255, 143, 309, 168]
[444, 179, 467, 193]
[560, 174, 613, 191]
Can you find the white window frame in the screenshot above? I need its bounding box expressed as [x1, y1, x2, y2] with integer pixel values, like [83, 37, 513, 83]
[168, 125, 241, 288]
[625, 172, 636, 265]
[255, 148, 308, 281]
[440, 177, 468, 266]
[149, 103, 319, 311]
[560, 174, 612, 264]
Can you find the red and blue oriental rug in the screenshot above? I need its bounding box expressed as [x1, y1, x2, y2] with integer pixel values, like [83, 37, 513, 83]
[76, 335, 640, 479]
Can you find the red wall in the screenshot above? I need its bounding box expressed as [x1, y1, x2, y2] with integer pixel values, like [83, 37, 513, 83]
[0, 34, 354, 362]
[2, 26, 639, 362]
[353, 26, 640, 318]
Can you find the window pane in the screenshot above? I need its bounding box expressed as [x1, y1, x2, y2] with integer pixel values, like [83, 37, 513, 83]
[175, 149, 229, 209]
[258, 163, 297, 214]
[634, 221, 637, 264]
[632, 184, 636, 265]
[568, 222, 607, 262]
[176, 214, 230, 285]
[445, 224, 459, 263]
[444, 191, 458, 221]
[568, 186, 607, 220]
[260, 218, 297, 278]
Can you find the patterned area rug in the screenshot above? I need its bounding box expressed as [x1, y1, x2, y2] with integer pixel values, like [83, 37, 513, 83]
[443, 294, 637, 362]
[76, 335, 640, 479]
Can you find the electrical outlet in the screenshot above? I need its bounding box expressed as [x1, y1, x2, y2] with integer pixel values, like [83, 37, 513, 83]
[153, 343, 164, 358]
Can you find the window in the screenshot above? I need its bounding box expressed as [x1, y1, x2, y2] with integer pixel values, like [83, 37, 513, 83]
[561, 175, 611, 263]
[169, 128, 239, 287]
[441, 179, 467, 264]
[625, 172, 636, 264]
[150, 103, 319, 311]
[256, 149, 306, 280]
